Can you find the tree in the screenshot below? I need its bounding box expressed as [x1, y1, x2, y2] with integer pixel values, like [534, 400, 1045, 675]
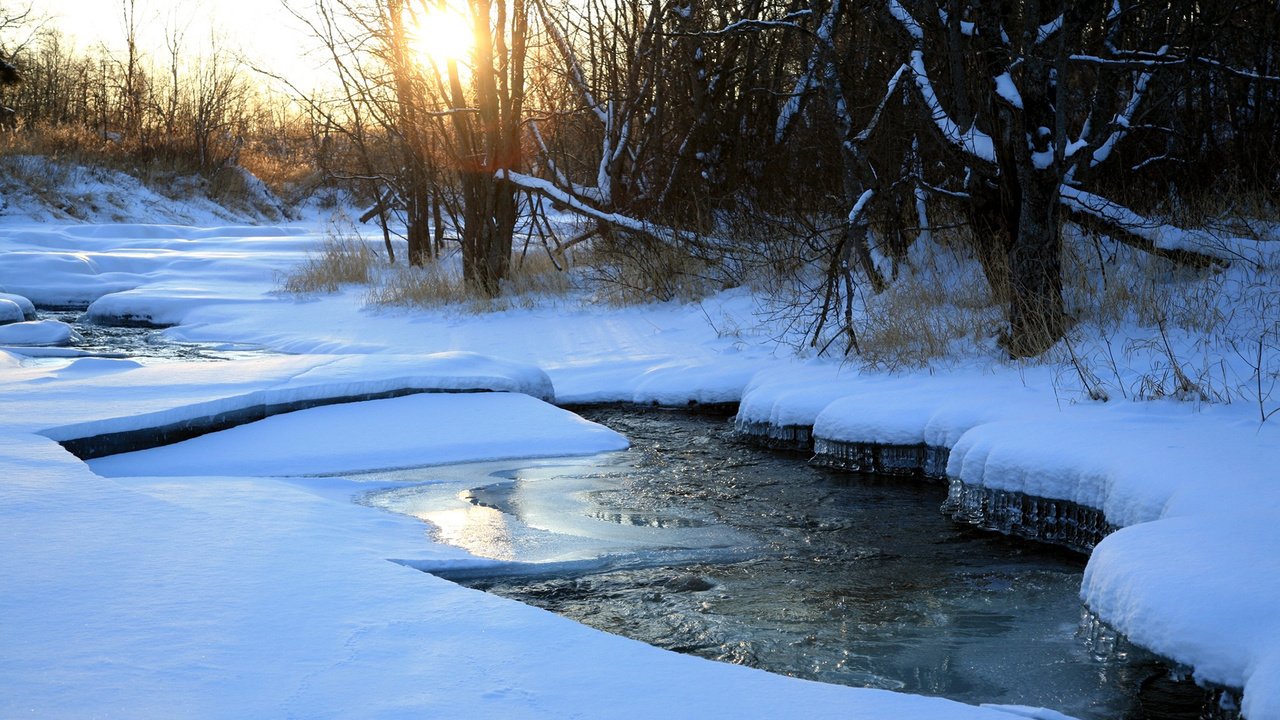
[442, 0, 529, 294]
[878, 0, 1270, 357]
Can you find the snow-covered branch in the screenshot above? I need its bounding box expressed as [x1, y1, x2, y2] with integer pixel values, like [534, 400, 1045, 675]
[775, 0, 843, 143]
[887, 1, 995, 165]
[1068, 53, 1280, 82]
[908, 49, 996, 164]
[532, 0, 606, 124]
[1064, 46, 1166, 181]
[1059, 186, 1261, 267]
[503, 170, 678, 244]
[666, 16, 809, 38]
[1035, 15, 1063, 45]
[853, 63, 909, 143]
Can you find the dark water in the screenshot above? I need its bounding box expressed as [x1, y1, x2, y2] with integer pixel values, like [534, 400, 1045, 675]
[24, 309, 265, 363]
[17, 310, 1208, 717]
[362, 406, 1200, 719]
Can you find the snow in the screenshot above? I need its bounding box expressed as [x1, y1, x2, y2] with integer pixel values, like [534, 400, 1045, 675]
[1, 207, 1279, 718]
[1083, 515, 1280, 719]
[0, 318, 79, 346]
[89, 393, 629, 477]
[994, 72, 1023, 109]
[0, 291, 36, 319]
[0, 297, 23, 323]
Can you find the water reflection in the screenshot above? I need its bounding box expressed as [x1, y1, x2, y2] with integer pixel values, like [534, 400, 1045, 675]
[360, 407, 1185, 720]
[418, 505, 521, 561]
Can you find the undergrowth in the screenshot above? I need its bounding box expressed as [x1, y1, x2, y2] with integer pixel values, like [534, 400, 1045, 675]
[0, 122, 295, 219]
[1054, 223, 1280, 417]
[364, 251, 574, 311]
[281, 219, 575, 311]
[283, 192, 1279, 419]
[280, 216, 378, 294]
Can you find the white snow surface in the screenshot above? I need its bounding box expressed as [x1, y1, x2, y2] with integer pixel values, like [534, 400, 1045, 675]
[1, 215, 1278, 717]
[89, 392, 629, 477]
[0, 292, 36, 318]
[0, 297, 23, 323]
[0, 318, 79, 345]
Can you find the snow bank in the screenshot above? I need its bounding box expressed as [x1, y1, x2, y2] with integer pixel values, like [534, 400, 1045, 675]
[89, 392, 628, 477]
[0, 297, 23, 323]
[14, 352, 554, 451]
[0, 319, 79, 346]
[806, 368, 1048, 449]
[1084, 515, 1280, 719]
[0, 155, 288, 226]
[0, 292, 36, 319]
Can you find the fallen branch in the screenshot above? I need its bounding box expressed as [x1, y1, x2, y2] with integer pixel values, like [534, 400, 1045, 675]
[1059, 186, 1268, 268]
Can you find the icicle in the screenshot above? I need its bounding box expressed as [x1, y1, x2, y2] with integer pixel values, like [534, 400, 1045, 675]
[811, 438, 948, 480]
[940, 480, 1117, 553]
[733, 420, 814, 452]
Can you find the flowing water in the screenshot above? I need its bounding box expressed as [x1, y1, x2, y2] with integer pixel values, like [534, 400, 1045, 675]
[19, 309, 266, 363]
[28, 310, 1200, 717]
[361, 406, 1202, 719]
[18, 309, 1201, 717]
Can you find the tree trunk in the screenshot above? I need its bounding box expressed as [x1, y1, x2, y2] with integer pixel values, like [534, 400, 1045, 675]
[1004, 168, 1066, 357]
[449, 0, 525, 297]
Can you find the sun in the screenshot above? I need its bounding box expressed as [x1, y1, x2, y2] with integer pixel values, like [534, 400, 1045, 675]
[409, 3, 475, 68]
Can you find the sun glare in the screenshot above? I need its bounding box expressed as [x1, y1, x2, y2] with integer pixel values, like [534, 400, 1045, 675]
[410, 4, 476, 68]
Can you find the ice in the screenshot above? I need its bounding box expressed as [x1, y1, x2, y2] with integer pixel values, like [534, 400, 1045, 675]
[941, 479, 1116, 553]
[812, 437, 948, 478]
[733, 418, 813, 451]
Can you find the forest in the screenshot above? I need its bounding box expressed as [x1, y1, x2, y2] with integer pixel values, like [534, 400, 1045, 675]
[2, 0, 1278, 361]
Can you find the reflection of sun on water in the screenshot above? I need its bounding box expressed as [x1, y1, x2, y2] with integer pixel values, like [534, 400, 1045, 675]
[422, 506, 518, 561]
[409, 4, 475, 68]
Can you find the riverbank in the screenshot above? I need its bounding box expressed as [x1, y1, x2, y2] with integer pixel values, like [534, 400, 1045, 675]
[1, 219, 1277, 718]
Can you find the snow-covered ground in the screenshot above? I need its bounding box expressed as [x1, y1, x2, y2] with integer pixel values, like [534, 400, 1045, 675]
[0, 209, 1277, 718]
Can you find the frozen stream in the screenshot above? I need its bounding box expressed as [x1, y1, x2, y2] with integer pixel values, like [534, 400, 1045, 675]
[361, 407, 1202, 720]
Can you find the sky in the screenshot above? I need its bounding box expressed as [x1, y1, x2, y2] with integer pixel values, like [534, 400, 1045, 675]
[35, 0, 335, 89]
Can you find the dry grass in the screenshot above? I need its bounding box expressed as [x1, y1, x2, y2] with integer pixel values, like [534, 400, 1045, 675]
[238, 141, 317, 199]
[280, 217, 378, 294]
[1054, 222, 1280, 407]
[367, 248, 575, 310]
[281, 222, 576, 310]
[0, 122, 306, 218]
[853, 245, 1002, 368]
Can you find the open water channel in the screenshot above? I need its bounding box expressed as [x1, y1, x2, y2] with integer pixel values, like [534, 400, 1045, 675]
[30, 313, 1202, 718]
[360, 406, 1203, 720]
[24, 309, 265, 363]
